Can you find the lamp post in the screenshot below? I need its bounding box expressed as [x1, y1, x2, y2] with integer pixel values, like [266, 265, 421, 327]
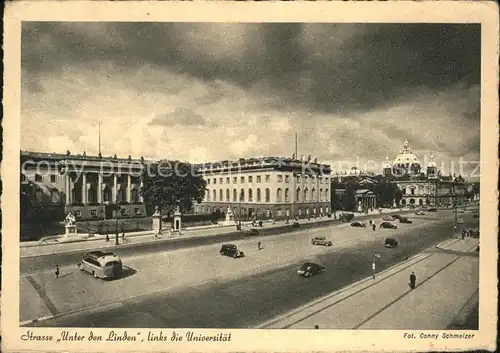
[372, 253, 381, 279]
[452, 181, 458, 234]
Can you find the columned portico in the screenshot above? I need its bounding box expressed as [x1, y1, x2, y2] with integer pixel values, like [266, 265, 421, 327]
[97, 173, 103, 204]
[81, 173, 87, 204]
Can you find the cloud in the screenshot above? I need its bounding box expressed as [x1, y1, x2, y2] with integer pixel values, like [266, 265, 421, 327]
[150, 108, 206, 127]
[20, 22, 481, 179]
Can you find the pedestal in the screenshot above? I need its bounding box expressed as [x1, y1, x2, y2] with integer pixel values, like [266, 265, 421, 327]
[64, 225, 78, 236]
[173, 208, 182, 232]
[152, 212, 162, 235]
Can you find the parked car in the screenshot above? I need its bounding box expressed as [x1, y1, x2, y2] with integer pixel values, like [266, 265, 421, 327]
[339, 213, 355, 222]
[385, 237, 399, 248]
[399, 217, 413, 224]
[297, 262, 326, 277]
[382, 216, 396, 221]
[219, 244, 245, 258]
[415, 211, 425, 215]
[78, 251, 123, 279]
[351, 221, 366, 228]
[244, 228, 259, 236]
[311, 236, 332, 246]
[291, 221, 301, 228]
[380, 221, 398, 229]
[427, 207, 438, 212]
[391, 215, 402, 220]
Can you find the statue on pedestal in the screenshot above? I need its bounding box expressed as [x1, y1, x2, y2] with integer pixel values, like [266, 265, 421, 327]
[64, 213, 77, 236]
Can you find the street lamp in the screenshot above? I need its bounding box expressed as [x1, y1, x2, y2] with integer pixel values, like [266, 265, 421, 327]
[372, 253, 381, 279]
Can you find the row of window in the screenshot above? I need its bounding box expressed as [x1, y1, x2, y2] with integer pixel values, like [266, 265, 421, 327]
[206, 174, 330, 185]
[206, 187, 330, 203]
[198, 206, 331, 216]
[402, 186, 426, 195]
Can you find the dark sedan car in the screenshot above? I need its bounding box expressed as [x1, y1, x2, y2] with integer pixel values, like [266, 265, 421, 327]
[385, 237, 399, 248]
[351, 221, 366, 228]
[291, 221, 301, 228]
[399, 217, 413, 224]
[297, 262, 326, 277]
[219, 244, 245, 258]
[380, 221, 398, 229]
[391, 215, 402, 220]
[244, 228, 259, 236]
[427, 207, 438, 212]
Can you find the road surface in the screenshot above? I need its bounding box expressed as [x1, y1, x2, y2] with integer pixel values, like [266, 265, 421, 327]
[23, 210, 476, 327]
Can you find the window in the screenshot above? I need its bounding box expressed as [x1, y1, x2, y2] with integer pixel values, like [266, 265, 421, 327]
[75, 210, 82, 218]
[50, 175, 57, 183]
[285, 175, 290, 183]
[248, 189, 253, 202]
[285, 188, 290, 202]
[241, 176, 245, 183]
[240, 189, 245, 202]
[411, 188, 415, 195]
[265, 175, 270, 182]
[257, 189, 261, 202]
[135, 208, 141, 215]
[226, 177, 230, 184]
[21, 173, 27, 182]
[213, 189, 217, 201]
[296, 188, 301, 202]
[220, 178, 224, 184]
[248, 176, 253, 183]
[90, 209, 97, 217]
[213, 178, 217, 184]
[120, 208, 127, 216]
[265, 188, 270, 203]
[207, 191, 211, 202]
[297, 175, 301, 184]
[233, 189, 237, 202]
[226, 189, 230, 202]
[277, 175, 283, 183]
[256, 175, 261, 183]
[207, 179, 211, 185]
[219, 189, 223, 201]
[277, 188, 283, 202]
[233, 177, 237, 184]
[35, 174, 43, 182]
[312, 188, 316, 201]
[402, 188, 406, 195]
[319, 177, 323, 184]
[319, 189, 323, 201]
[303, 188, 309, 202]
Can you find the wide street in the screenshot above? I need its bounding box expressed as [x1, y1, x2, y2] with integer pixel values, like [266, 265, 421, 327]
[21, 208, 478, 327]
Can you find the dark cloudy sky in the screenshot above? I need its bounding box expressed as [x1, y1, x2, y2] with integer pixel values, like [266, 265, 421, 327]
[21, 22, 480, 176]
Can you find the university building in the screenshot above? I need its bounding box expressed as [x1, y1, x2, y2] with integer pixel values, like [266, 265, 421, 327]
[20, 150, 149, 221]
[193, 157, 332, 220]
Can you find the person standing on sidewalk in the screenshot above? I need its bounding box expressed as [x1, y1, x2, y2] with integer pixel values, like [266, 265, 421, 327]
[257, 241, 262, 250]
[106, 234, 110, 242]
[55, 265, 60, 279]
[409, 272, 416, 289]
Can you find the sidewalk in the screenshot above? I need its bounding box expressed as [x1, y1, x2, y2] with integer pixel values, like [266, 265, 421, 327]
[19, 207, 420, 258]
[259, 237, 479, 329]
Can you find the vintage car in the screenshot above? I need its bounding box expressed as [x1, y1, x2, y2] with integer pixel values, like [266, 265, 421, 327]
[391, 215, 402, 220]
[385, 237, 399, 248]
[415, 211, 426, 216]
[311, 236, 332, 246]
[380, 221, 398, 229]
[78, 251, 123, 279]
[244, 228, 260, 236]
[350, 221, 366, 228]
[399, 217, 413, 224]
[297, 262, 326, 277]
[382, 216, 396, 221]
[427, 207, 438, 212]
[219, 244, 245, 258]
[339, 213, 355, 222]
[291, 221, 301, 228]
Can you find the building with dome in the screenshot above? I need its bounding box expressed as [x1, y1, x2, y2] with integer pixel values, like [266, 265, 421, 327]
[383, 140, 467, 207]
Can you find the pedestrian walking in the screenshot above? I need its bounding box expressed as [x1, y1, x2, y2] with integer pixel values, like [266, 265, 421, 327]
[314, 325, 319, 329]
[372, 223, 376, 231]
[369, 220, 372, 226]
[122, 232, 126, 242]
[55, 265, 60, 279]
[106, 234, 110, 242]
[409, 272, 416, 290]
[257, 241, 262, 250]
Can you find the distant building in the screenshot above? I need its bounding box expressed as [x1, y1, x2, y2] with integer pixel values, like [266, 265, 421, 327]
[383, 140, 467, 207]
[194, 157, 332, 219]
[20, 151, 148, 221]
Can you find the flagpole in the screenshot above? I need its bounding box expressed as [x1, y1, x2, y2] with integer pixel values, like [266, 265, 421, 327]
[98, 121, 101, 156]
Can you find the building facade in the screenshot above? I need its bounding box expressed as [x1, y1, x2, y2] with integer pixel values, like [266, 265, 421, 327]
[21, 151, 148, 221]
[383, 140, 467, 207]
[194, 157, 332, 220]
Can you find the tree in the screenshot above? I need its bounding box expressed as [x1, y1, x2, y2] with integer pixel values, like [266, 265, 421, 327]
[394, 188, 403, 207]
[330, 187, 342, 218]
[343, 183, 357, 212]
[140, 160, 206, 214]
